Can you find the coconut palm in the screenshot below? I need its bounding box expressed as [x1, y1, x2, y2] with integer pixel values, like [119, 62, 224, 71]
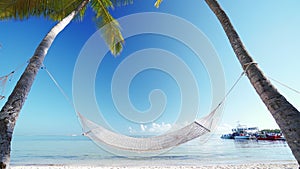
[156, 0, 300, 165]
[0, 0, 132, 168]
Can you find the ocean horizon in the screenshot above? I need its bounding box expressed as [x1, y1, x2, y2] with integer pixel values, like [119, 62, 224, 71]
[10, 134, 296, 166]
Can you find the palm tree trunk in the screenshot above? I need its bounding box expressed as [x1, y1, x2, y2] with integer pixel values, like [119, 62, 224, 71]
[205, 0, 300, 166]
[0, 1, 89, 168]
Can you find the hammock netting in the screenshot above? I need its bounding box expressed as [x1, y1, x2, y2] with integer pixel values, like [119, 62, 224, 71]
[43, 65, 244, 153]
[77, 106, 219, 153]
[9, 60, 300, 154]
[0, 72, 13, 100]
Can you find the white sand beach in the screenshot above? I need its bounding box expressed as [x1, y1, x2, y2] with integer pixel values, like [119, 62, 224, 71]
[11, 162, 299, 169]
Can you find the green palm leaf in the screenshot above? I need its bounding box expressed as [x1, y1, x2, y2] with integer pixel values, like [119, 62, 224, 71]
[0, 0, 132, 55]
[91, 0, 125, 55]
[111, 0, 133, 6]
[0, 0, 83, 21]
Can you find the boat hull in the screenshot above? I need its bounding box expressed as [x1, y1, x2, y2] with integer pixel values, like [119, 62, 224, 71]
[257, 135, 285, 141]
[234, 135, 250, 139]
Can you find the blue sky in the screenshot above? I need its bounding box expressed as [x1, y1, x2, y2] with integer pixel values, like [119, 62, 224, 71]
[1, 1, 300, 136]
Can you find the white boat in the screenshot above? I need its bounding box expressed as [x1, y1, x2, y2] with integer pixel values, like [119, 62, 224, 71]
[231, 124, 258, 140]
[234, 135, 252, 139]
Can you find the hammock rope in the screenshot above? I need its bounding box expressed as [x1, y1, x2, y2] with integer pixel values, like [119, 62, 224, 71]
[42, 62, 250, 152]
[0, 74, 11, 100]
[42, 65, 74, 107]
[268, 76, 300, 95]
[42, 65, 85, 135]
[0, 60, 28, 100]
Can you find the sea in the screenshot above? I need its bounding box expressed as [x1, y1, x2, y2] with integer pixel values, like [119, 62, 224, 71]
[10, 134, 297, 166]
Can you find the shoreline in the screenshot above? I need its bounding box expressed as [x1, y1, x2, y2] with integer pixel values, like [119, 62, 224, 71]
[11, 162, 299, 169]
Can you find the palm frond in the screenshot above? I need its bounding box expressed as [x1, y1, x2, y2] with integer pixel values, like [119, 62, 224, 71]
[0, 0, 125, 55]
[78, 4, 87, 20]
[154, 0, 163, 8]
[73, 3, 87, 22]
[0, 0, 83, 21]
[51, 0, 86, 21]
[111, 0, 133, 6]
[91, 0, 124, 55]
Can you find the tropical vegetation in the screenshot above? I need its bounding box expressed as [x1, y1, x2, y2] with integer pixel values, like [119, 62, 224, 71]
[260, 129, 282, 134]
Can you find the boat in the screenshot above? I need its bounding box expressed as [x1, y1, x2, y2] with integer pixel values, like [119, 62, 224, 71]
[221, 123, 286, 141]
[234, 134, 250, 139]
[234, 134, 257, 140]
[257, 133, 285, 141]
[221, 134, 234, 139]
[221, 124, 259, 140]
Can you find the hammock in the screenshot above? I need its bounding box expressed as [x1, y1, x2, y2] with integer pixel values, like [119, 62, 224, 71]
[0, 71, 14, 100]
[43, 65, 249, 153]
[4, 61, 300, 153]
[0, 61, 27, 100]
[78, 109, 215, 152]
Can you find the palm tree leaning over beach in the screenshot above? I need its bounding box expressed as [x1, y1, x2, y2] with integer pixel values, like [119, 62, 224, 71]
[154, 0, 300, 165]
[204, 0, 300, 165]
[0, 0, 132, 168]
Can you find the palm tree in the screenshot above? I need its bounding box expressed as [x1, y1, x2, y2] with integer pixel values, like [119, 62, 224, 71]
[155, 0, 300, 166]
[0, 0, 132, 168]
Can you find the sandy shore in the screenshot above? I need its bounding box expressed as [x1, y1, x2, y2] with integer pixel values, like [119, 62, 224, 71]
[11, 163, 299, 169]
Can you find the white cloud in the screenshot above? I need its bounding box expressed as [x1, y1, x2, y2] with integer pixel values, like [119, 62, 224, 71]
[128, 126, 135, 133]
[140, 124, 147, 132]
[129, 122, 172, 135]
[148, 122, 172, 133]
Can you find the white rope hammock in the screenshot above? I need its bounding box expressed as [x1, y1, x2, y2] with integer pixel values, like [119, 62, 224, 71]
[79, 112, 211, 152]
[0, 73, 12, 100]
[2, 60, 299, 152]
[43, 65, 232, 152]
[42, 62, 282, 153]
[0, 60, 28, 100]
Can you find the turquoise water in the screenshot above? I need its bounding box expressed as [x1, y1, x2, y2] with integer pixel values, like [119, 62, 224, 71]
[11, 134, 296, 166]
